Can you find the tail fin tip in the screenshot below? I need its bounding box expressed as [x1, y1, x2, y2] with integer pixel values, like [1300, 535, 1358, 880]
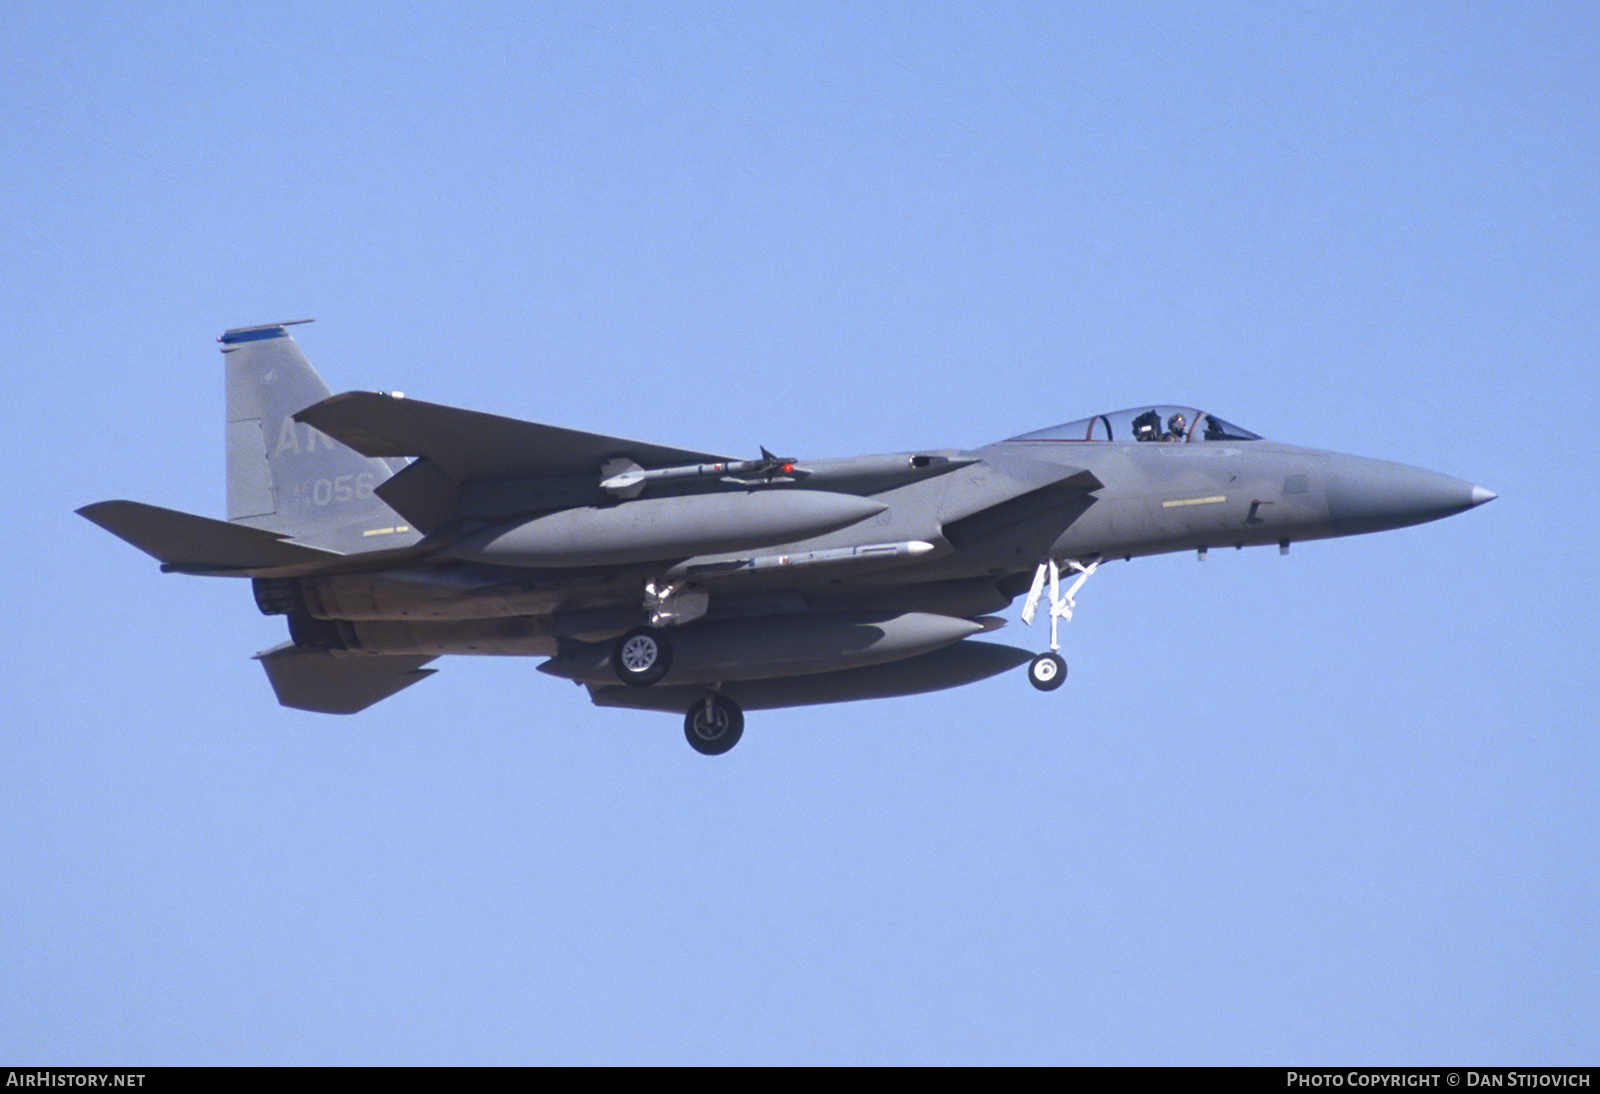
[219, 319, 315, 344]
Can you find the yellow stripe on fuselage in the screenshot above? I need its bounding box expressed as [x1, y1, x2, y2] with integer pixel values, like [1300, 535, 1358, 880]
[1160, 496, 1226, 508]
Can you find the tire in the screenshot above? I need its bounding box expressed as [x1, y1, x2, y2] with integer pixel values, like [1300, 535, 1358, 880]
[1028, 651, 1067, 691]
[613, 627, 672, 687]
[684, 694, 744, 755]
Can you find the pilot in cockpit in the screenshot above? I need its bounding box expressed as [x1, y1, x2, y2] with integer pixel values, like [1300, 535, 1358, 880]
[1164, 413, 1187, 442]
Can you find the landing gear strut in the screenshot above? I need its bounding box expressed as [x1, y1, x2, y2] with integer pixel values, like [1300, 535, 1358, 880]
[1020, 556, 1099, 690]
[684, 692, 744, 755]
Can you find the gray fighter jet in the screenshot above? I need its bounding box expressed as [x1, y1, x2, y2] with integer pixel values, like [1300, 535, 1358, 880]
[79, 322, 1495, 754]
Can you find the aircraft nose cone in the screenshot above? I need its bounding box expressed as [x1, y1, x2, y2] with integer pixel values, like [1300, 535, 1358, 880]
[1325, 457, 1492, 534]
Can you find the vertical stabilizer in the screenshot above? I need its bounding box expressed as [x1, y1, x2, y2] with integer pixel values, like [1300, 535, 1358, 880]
[223, 322, 419, 554]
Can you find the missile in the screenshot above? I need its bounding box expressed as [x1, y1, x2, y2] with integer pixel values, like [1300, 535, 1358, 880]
[444, 490, 888, 568]
[601, 452, 974, 498]
[669, 540, 937, 579]
[600, 450, 795, 496]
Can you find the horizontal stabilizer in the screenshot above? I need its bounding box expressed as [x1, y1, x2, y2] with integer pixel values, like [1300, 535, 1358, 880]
[77, 500, 340, 572]
[255, 643, 437, 714]
[296, 391, 736, 483]
[588, 639, 1033, 713]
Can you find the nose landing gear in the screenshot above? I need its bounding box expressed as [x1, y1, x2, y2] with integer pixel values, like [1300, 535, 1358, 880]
[1020, 556, 1099, 692]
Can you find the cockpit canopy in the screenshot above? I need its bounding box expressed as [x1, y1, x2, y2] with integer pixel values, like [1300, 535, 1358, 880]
[1008, 406, 1262, 444]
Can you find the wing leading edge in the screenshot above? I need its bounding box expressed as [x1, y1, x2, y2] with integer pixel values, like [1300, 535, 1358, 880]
[296, 391, 735, 482]
[294, 391, 740, 532]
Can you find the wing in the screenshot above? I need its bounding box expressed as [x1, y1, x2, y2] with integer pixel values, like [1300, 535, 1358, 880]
[295, 392, 736, 532]
[295, 391, 734, 480]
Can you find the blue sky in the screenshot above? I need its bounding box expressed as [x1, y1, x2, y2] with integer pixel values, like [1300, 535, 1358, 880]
[3, 1, 1594, 1064]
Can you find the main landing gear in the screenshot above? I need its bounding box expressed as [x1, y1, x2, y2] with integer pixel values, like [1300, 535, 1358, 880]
[684, 692, 744, 756]
[612, 626, 672, 687]
[613, 579, 710, 687]
[1020, 555, 1099, 692]
[610, 626, 745, 755]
